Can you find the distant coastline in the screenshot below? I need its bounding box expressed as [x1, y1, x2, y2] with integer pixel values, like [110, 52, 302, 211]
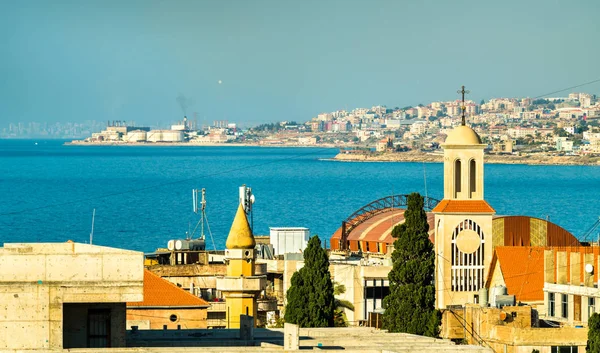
[332, 151, 600, 166]
[64, 140, 338, 148]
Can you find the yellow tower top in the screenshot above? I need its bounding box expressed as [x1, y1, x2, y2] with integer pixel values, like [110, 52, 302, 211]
[443, 125, 483, 145]
[225, 203, 256, 249]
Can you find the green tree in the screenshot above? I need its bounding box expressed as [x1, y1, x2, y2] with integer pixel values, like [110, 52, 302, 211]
[333, 282, 355, 327]
[285, 236, 335, 327]
[587, 313, 600, 352]
[382, 192, 440, 337]
[553, 127, 569, 138]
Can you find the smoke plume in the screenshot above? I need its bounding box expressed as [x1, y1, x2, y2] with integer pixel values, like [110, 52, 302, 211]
[176, 94, 194, 115]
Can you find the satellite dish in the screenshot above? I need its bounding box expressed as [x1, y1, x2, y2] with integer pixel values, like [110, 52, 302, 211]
[250, 195, 256, 204]
[586, 264, 594, 274]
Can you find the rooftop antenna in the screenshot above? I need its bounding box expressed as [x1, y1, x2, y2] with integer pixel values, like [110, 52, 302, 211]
[89, 208, 96, 245]
[239, 185, 256, 232]
[191, 188, 216, 251]
[457, 85, 470, 126]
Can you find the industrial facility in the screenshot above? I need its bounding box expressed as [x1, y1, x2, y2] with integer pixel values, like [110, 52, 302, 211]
[81, 117, 238, 144]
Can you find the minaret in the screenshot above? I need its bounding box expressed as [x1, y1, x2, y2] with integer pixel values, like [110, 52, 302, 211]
[216, 203, 266, 328]
[432, 86, 495, 309]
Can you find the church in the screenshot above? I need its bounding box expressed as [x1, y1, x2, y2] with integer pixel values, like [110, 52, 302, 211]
[331, 88, 580, 312]
[432, 94, 580, 309]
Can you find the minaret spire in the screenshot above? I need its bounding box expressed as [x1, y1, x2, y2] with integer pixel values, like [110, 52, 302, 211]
[457, 85, 470, 126]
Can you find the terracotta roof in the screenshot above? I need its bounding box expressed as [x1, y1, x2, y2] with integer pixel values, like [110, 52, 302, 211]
[128, 270, 210, 308]
[330, 208, 436, 245]
[432, 200, 495, 214]
[493, 247, 545, 302]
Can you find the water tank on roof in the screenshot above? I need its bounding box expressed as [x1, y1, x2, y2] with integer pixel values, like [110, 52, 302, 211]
[167, 240, 176, 251]
[479, 287, 488, 307]
[495, 295, 516, 308]
[175, 239, 187, 250]
[269, 227, 310, 256]
[490, 285, 507, 307]
[174, 239, 205, 251]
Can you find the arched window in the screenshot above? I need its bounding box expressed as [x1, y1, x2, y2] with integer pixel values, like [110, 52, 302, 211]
[469, 159, 476, 198]
[451, 219, 485, 292]
[454, 159, 462, 198]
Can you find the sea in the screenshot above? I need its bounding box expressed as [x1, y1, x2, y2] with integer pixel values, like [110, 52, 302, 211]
[0, 139, 599, 253]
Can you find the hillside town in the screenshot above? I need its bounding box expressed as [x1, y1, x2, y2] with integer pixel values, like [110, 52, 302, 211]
[58, 91, 599, 157]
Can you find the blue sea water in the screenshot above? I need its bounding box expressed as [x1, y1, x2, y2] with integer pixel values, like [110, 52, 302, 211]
[0, 139, 599, 253]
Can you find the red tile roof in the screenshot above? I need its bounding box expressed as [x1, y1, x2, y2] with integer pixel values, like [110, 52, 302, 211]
[493, 247, 545, 302]
[128, 270, 210, 308]
[432, 200, 495, 214]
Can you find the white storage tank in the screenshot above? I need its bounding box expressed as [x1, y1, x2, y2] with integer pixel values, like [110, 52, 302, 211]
[161, 130, 184, 142]
[147, 130, 163, 142]
[269, 227, 310, 256]
[126, 130, 147, 142]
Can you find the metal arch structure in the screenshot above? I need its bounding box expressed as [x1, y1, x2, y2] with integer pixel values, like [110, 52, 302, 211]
[339, 194, 440, 250]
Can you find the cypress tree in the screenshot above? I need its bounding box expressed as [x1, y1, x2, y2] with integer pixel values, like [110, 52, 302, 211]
[382, 192, 440, 337]
[588, 313, 600, 352]
[284, 235, 335, 327]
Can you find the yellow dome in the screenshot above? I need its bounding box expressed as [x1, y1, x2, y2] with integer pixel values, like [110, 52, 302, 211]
[225, 203, 255, 249]
[444, 125, 482, 145]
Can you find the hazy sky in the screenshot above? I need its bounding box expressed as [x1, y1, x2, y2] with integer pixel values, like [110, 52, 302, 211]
[1, 0, 599, 127]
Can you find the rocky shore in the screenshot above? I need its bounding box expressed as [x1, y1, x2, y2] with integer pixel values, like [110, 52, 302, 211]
[333, 151, 600, 166]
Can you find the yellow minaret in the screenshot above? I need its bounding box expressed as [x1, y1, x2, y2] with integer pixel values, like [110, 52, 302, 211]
[432, 86, 495, 309]
[216, 203, 265, 328]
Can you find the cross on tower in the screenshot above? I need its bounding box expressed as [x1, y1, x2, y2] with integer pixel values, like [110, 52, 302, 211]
[457, 85, 470, 126]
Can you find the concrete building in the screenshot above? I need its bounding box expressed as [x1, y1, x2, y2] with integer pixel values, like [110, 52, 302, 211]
[0, 242, 143, 350]
[543, 247, 600, 326]
[492, 138, 513, 153]
[445, 304, 587, 353]
[556, 137, 574, 152]
[127, 269, 210, 329]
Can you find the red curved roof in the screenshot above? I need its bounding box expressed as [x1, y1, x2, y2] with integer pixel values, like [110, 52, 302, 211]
[330, 208, 436, 249]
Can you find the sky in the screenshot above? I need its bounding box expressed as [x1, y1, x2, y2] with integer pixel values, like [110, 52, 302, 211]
[1, 0, 599, 127]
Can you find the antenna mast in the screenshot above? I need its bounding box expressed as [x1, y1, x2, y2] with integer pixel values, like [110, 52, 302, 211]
[201, 188, 206, 240]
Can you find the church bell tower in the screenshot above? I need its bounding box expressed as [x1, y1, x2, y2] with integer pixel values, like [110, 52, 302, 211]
[433, 86, 495, 309]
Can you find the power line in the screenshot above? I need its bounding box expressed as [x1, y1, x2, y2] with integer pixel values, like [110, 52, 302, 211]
[532, 77, 600, 99]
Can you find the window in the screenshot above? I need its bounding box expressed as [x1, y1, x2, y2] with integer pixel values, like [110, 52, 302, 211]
[589, 297, 596, 319]
[451, 219, 485, 292]
[549, 292, 555, 317]
[469, 159, 476, 198]
[454, 159, 462, 197]
[551, 346, 578, 353]
[88, 309, 111, 348]
[562, 294, 568, 318]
